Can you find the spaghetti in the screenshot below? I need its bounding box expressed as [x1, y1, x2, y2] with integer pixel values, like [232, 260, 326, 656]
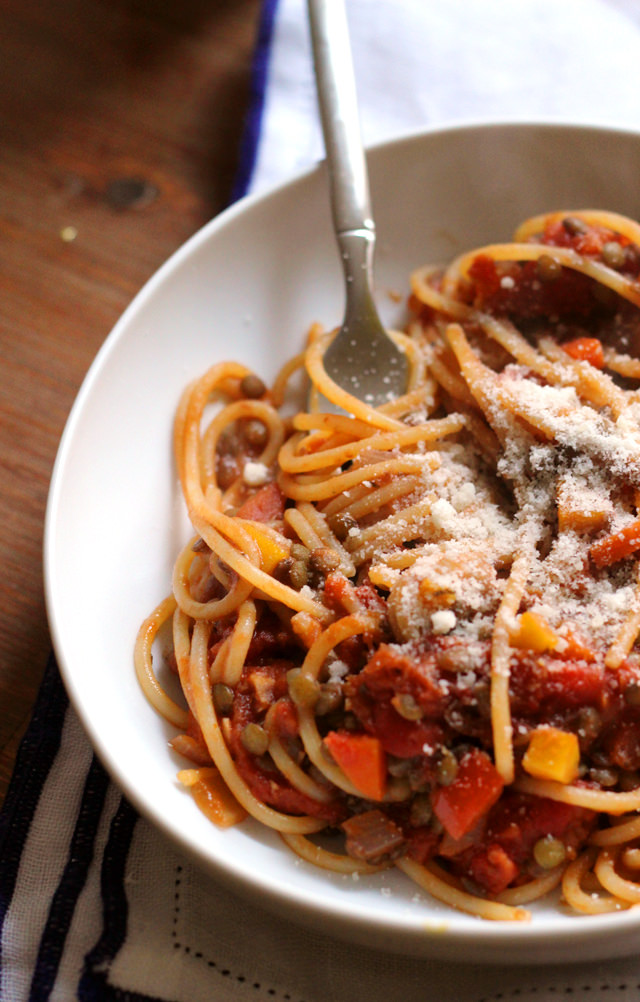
[136, 210, 640, 921]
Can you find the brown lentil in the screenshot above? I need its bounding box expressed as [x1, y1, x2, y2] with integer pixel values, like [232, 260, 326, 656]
[315, 682, 343, 716]
[287, 668, 321, 708]
[272, 557, 294, 583]
[601, 240, 626, 270]
[589, 766, 619, 788]
[241, 722, 270, 756]
[243, 418, 269, 448]
[536, 253, 562, 282]
[328, 511, 358, 541]
[192, 537, 211, 553]
[391, 692, 424, 721]
[563, 216, 588, 236]
[289, 559, 310, 590]
[576, 705, 601, 741]
[435, 747, 458, 786]
[240, 373, 267, 399]
[533, 834, 566, 869]
[291, 542, 311, 562]
[213, 683, 234, 715]
[309, 547, 341, 576]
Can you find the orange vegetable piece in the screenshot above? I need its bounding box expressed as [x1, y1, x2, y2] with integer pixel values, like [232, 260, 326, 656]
[178, 767, 247, 827]
[431, 749, 504, 841]
[556, 478, 611, 534]
[509, 611, 557, 653]
[561, 336, 605, 369]
[558, 629, 597, 663]
[590, 519, 640, 568]
[241, 523, 290, 573]
[522, 727, 580, 784]
[324, 731, 387, 801]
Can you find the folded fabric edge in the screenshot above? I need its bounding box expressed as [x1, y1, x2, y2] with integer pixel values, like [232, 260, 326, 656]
[0, 654, 68, 940]
[229, 0, 281, 204]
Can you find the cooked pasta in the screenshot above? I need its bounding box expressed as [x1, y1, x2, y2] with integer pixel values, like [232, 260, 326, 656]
[136, 210, 640, 921]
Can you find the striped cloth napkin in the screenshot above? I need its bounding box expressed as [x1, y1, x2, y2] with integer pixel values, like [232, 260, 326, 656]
[5, 1, 640, 999]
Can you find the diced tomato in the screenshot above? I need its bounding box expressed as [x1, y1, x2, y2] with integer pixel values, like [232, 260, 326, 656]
[324, 731, 387, 801]
[236, 482, 285, 523]
[467, 251, 599, 320]
[404, 825, 440, 865]
[468, 844, 518, 895]
[446, 792, 596, 894]
[590, 518, 640, 568]
[432, 749, 504, 841]
[561, 336, 605, 368]
[604, 717, 640, 770]
[270, 698, 300, 739]
[369, 701, 444, 758]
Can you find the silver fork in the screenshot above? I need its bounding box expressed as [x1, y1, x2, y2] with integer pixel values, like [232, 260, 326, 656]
[307, 0, 409, 408]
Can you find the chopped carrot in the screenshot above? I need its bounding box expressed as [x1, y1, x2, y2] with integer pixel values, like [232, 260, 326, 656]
[556, 478, 611, 533]
[509, 611, 557, 653]
[431, 749, 504, 841]
[561, 336, 605, 368]
[522, 727, 580, 784]
[324, 731, 387, 801]
[558, 629, 597, 663]
[589, 518, 640, 568]
[241, 523, 290, 573]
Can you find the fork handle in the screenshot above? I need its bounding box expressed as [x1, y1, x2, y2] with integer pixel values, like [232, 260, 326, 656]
[307, 0, 374, 241]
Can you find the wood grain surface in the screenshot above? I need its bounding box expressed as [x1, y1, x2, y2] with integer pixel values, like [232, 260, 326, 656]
[0, 0, 262, 804]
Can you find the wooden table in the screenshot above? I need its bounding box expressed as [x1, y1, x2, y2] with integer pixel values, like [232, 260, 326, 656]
[0, 0, 262, 804]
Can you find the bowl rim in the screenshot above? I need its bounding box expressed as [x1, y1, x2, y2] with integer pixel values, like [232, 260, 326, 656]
[44, 118, 640, 959]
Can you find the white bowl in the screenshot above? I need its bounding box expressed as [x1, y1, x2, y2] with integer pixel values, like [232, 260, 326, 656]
[45, 122, 640, 963]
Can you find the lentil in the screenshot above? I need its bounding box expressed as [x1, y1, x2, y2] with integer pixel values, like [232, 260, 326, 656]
[533, 835, 566, 869]
[601, 240, 626, 270]
[243, 418, 269, 448]
[589, 766, 619, 787]
[435, 747, 458, 786]
[315, 682, 343, 716]
[536, 253, 562, 282]
[241, 722, 270, 756]
[287, 668, 321, 708]
[213, 683, 234, 715]
[240, 373, 267, 399]
[328, 511, 358, 541]
[289, 559, 310, 590]
[391, 692, 424, 721]
[309, 547, 341, 576]
[563, 216, 588, 236]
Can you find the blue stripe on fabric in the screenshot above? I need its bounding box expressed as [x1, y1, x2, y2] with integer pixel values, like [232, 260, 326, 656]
[2, 2, 280, 995]
[0, 656, 68, 979]
[28, 755, 111, 1002]
[230, 0, 281, 202]
[78, 797, 169, 1002]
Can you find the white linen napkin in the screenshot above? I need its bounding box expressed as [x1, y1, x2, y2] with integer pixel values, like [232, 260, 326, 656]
[6, 1, 640, 999]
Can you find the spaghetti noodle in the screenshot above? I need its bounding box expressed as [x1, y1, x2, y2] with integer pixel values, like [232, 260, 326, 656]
[136, 210, 640, 921]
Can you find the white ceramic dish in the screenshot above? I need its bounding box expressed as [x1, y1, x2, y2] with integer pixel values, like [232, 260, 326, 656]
[45, 122, 640, 963]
